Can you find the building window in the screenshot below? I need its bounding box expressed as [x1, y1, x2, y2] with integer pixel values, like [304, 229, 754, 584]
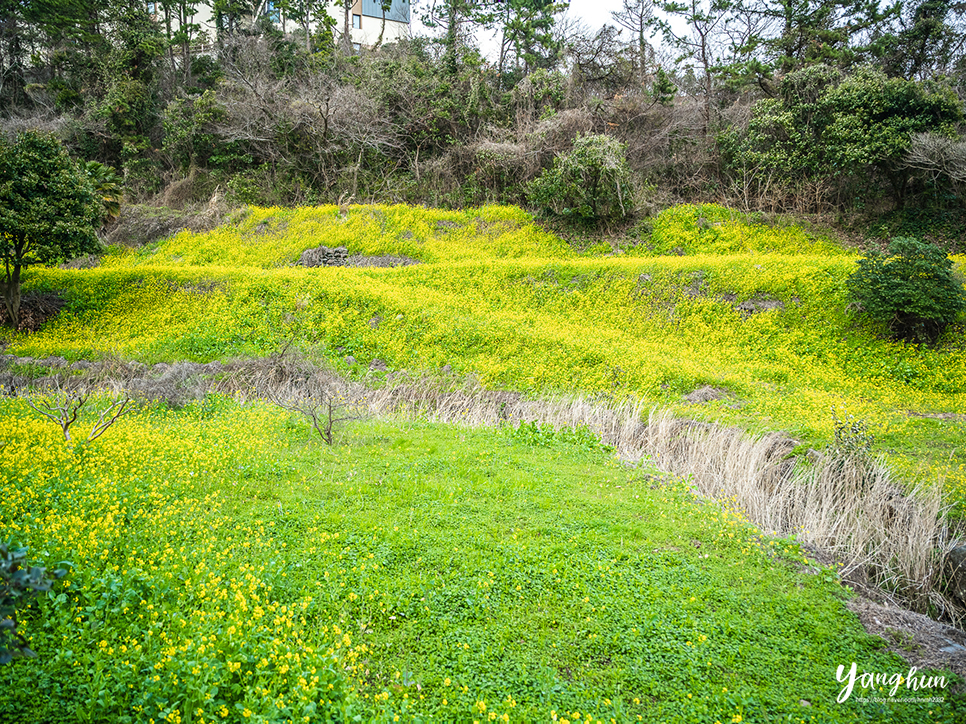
[265, 0, 280, 23]
[352, 14, 361, 29]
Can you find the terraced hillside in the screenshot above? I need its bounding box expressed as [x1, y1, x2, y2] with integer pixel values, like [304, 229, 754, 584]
[3, 202, 966, 723]
[9, 203, 965, 508]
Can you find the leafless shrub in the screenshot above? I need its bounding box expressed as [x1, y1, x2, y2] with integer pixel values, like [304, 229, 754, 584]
[905, 133, 966, 183]
[904, 133, 966, 207]
[124, 362, 211, 408]
[104, 193, 227, 248]
[252, 353, 363, 445]
[215, 35, 401, 193]
[0, 112, 68, 142]
[527, 108, 594, 163]
[24, 377, 132, 443]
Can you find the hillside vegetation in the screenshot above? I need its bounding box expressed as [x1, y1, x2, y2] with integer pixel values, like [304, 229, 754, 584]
[3, 202, 966, 721]
[9, 203, 966, 509]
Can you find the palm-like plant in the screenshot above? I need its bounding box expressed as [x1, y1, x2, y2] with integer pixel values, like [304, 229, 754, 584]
[84, 161, 123, 225]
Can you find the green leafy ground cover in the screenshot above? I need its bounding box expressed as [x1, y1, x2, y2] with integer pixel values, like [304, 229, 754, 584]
[1, 398, 961, 722]
[8, 203, 965, 510]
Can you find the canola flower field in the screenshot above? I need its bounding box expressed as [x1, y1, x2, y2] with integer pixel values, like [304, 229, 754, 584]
[1, 396, 961, 722]
[8, 202, 966, 508]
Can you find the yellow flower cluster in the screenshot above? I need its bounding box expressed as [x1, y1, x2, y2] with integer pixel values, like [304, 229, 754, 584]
[0, 399, 363, 721]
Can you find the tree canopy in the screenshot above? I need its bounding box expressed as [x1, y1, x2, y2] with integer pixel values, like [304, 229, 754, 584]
[0, 131, 100, 328]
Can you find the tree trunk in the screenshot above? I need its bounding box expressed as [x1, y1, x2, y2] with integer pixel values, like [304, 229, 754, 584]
[2, 262, 22, 329]
[342, 1, 353, 52]
[376, 8, 386, 48]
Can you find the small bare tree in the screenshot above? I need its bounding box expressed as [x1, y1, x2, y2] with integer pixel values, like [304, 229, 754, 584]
[25, 378, 132, 443]
[255, 352, 362, 445]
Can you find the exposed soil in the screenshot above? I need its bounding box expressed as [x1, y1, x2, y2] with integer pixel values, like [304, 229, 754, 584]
[0, 291, 65, 333]
[847, 596, 966, 681]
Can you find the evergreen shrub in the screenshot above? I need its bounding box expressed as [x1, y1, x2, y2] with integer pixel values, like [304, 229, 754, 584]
[846, 236, 966, 344]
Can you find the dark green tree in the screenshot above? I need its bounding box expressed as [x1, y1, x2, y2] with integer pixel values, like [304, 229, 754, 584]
[733, 0, 901, 77]
[721, 64, 962, 206]
[611, 0, 656, 79]
[497, 1, 568, 81]
[0, 132, 100, 329]
[873, 0, 966, 79]
[653, 0, 731, 134]
[422, 0, 501, 74]
[846, 236, 966, 344]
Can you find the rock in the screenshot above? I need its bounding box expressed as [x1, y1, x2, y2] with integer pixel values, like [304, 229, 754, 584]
[369, 358, 387, 372]
[299, 245, 348, 267]
[15, 356, 35, 365]
[344, 355, 356, 366]
[70, 360, 92, 371]
[685, 385, 727, 404]
[43, 356, 68, 368]
[369, 315, 382, 329]
[441, 364, 452, 374]
[344, 253, 419, 268]
[203, 361, 223, 373]
[152, 362, 170, 373]
[735, 296, 784, 316]
[945, 545, 966, 606]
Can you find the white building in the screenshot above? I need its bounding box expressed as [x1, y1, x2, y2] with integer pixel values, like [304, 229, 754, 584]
[147, 1, 411, 50]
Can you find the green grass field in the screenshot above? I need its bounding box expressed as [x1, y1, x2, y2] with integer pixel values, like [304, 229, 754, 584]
[2, 202, 965, 722]
[1, 397, 961, 722]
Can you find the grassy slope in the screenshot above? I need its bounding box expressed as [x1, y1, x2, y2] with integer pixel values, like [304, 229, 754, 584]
[1, 398, 961, 722]
[10, 202, 966, 508]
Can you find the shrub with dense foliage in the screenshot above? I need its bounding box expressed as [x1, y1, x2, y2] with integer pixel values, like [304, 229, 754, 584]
[847, 236, 966, 344]
[0, 132, 100, 329]
[527, 134, 633, 224]
[0, 544, 67, 664]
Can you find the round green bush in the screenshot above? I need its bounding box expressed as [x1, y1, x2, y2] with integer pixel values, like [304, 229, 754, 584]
[846, 236, 965, 344]
[526, 134, 633, 224]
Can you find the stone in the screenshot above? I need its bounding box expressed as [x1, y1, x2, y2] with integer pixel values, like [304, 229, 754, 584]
[70, 360, 92, 371]
[299, 245, 348, 267]
[344, 355, 356, 366]
[369, 358, 387, 372]
[43, 356, 68, 367]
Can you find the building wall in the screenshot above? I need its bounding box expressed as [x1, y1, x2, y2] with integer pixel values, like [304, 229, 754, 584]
[348, 1, 411, 46]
